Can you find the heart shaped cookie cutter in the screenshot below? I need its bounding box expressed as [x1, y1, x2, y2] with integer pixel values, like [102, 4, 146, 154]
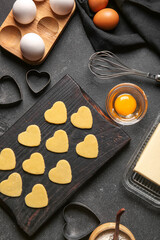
[63, 202, 101, 240]
[0, 75, 22, 107]
[26, 69, 51, 95]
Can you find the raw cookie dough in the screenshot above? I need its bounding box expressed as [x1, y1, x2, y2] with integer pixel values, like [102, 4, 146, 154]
[44, 101, 67, 124]
[48, 160, 72, 184]
[76, 134, 98, 158]
[0, 148, 16, 170]
[25, 184, 48, 208]
[134, 123, 160, 186]
[46, 130, 69, 153]
[71, 106, 93, 129]
[18, 125, 41, 147]
[0, 172, 22, 197]
[22, 152, 45, 175]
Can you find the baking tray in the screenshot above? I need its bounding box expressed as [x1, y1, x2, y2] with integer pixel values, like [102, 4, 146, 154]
[123, 114, 160, 208]
[0, 75, 130, 235]
[0, 0, 76, 65]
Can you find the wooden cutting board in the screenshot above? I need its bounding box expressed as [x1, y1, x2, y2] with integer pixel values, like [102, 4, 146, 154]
[0, 75, 130, 236]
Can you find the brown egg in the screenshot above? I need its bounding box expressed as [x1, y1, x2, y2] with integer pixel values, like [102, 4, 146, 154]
[93, 8, 119, 31]
[88, 0, 109, 12]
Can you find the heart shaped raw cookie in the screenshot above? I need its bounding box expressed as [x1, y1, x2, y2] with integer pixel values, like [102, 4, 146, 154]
[71, 106, 93, 129]
[76, 134, 99, 158]
[25, 184, 48, 208]
[46, 130, 69, 153]
[0, 148, 16, 170]
[0, 172, 22, 197]
[48, 160, 72, 184]
[22, 153, 45, 175]
[18, 125, 41, 147]
[44, 101, 67, 124]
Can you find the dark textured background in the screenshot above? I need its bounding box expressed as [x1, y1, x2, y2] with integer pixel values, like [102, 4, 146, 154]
[0, 0, 160, 239]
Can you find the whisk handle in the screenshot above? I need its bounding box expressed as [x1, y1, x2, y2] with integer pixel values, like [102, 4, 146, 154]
[146, 73, 160, 82]
[155, 74, 160, 83]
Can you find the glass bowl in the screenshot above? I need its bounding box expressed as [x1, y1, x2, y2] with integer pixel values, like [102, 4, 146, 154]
[106, 83, 148, 125]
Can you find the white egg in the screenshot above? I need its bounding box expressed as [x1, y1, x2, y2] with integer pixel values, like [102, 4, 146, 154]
[50, 0, 74, 16]
[20, 33, 45, 61]
[13, 0, 37, 25]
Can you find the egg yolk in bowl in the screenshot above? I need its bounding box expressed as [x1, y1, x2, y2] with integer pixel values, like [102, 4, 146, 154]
[114, 93, 137, 116]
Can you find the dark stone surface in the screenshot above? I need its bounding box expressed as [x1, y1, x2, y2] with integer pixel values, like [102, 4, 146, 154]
[0, 0, 160, 239]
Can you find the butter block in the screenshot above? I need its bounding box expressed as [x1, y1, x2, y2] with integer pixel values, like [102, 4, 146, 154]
[134, 123, 160, 186]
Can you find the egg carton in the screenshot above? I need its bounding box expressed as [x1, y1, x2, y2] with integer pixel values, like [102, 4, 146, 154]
[0, 0, 76, 65]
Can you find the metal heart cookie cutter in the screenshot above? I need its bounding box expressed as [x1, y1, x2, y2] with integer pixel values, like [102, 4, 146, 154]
[0, 75, 22, 107]
[26, 69, 51, 95]
[63, 202, 101, 240]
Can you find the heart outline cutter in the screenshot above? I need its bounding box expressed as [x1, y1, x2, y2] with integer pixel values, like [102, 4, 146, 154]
[63, 202, 101, 240]
[26, 69, 51, 95]
[0, 75, 22, 107]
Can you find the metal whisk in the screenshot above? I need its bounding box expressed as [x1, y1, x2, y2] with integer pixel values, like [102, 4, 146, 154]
[88, 51, 160, 82]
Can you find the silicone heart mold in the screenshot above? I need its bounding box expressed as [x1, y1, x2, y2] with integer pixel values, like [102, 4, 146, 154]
[63, 202, 100, 240]
[26, 70, 51, 94]
[0, 75, 22, 107]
